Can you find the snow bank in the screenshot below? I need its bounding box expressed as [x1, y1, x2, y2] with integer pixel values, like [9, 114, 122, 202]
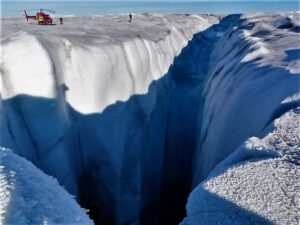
[0, 147, 93, 225]
[181, 108, 300, 225]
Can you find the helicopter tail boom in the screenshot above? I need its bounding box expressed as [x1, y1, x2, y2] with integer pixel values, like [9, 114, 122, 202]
[24, 10, 37, 21]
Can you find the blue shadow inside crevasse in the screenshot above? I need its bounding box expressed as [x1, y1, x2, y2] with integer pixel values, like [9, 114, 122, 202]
[285, 49, 300, 62]
[0, 89, 276, 225]
[1, 14, 239, 225]
[1, 14, 299, 225]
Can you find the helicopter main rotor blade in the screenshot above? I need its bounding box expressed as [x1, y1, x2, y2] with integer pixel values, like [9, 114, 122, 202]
[40, 8, 56, 14]
[14, 8, 39, 12]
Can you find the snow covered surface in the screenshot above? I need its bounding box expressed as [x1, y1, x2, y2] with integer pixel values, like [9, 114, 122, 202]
[1, 14, 218, 113]
[181, 108, 300, 225]
[1, 13, 300, 225]
[0, 147, 93, 225]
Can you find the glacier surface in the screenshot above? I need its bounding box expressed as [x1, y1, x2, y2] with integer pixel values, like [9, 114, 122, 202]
[0, 147, 93, 225]
[1, 13, 300, 225]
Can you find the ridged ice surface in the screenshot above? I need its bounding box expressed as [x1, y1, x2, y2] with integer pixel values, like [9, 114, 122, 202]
[193, 13, 300, 183]
[1, 14, 217, 113]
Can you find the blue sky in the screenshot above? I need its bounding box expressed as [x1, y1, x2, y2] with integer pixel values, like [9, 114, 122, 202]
[3, 0, 298, 1]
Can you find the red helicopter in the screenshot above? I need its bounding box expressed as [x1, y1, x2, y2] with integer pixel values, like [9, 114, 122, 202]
[24, 9, 55, 25]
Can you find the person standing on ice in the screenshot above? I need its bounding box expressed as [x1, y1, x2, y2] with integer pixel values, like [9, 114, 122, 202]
[129, 13, 132, 22]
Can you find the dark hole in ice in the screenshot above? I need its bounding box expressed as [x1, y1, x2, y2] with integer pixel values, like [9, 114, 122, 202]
[277, 18, 294, 29]
[290, 26, 300, 33]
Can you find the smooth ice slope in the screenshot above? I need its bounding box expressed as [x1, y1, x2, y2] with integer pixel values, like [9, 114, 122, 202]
[0, 147, 93, 225]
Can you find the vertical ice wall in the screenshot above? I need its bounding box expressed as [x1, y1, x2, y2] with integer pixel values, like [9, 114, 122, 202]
[192, 13, 300, 185]
[181, 13, 300, 225]
[0, 15, 219, 225]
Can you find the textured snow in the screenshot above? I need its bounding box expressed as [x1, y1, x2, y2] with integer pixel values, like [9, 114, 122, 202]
[0, 147, 93, 225]
[181, 108, 300, 225]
